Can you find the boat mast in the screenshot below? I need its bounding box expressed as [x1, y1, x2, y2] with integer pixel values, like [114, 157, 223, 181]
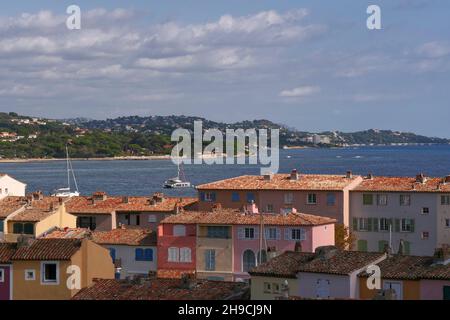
[66, 144, 71, 191]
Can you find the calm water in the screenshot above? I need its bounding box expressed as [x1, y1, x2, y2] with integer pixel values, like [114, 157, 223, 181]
[1, 145, 449, 197]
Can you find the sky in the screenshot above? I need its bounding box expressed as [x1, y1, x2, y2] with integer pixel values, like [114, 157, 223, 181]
[0, 0, 449, 137]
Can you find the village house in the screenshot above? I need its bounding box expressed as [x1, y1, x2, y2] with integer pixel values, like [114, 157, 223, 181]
[249, 246, 386, 300]
[196, 170, 363, 226]
[65, 192, 197, 231]
[2, 238, 114, 300]
[158, 204, 336, 281]
[350, 174, 450, 256]
[72, 276, 249, 300]
[0, 243, 16, 300]
[358, 247, 450, 300]
[2, 192, 76, 243]
[45, 226, 157, 280]
[0, 197, 27, 241]
[0, 173, 26, 199]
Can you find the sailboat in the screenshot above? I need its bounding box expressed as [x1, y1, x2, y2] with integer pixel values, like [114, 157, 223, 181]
[163, 145, 191, 189]
[52, 144, 80, 197]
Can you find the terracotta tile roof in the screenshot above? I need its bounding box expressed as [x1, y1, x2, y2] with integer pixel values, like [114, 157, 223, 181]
[157, 269, 196, 279]
[358, 255, 450, 280]
[11, 238, 82, 260]
[160, 209, 336, 226]
[92, 228, 156, 246]
[0, 242, 17, 263]
[65, 194, 197, 215]
[8, 197, 63, 222]
[72, 278, 249, 300]
[249, 247, 386, 277]
[353, 176, 450, 192]
[197, 173, 360, 191]
[0, 196, 26, 218]
[44, 227, 157, 246]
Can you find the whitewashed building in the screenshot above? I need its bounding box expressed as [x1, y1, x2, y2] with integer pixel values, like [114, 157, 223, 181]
[0, 174, 26, 198]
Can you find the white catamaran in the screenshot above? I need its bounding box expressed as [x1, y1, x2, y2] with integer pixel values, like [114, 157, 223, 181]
[163, 145, 191, 189]
[52, 144, 80, 197]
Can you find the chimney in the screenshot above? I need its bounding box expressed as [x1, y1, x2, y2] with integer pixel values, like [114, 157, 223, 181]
[245, 201, 258, 214]
[290, 169, 299, 181]
[444, 175, 450, 184]
[346, 171, 353, 179]
[263, 173, 273, 181]
[32, 191, 44, 201]
[367, 173, 374, 180]
[122, 196, 129, 204]
[416, 173, 426, 184]
[92, 191, 107, 204]
[433, 245, 450, 265]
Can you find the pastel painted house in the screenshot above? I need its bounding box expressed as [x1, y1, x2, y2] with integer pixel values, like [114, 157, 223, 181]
[196, 170, 363, 226]
[358, 247, 450, 300]
[0, 243, 16, 300]
[45, 227, 158, 280]
[249, 246, 386, 300]
[350, 174, 450, 256]
[0, 196, 27, 241]
[0, 173, 26, 199]
[158, 204, 336, 281]
[10, 238, 115, 300]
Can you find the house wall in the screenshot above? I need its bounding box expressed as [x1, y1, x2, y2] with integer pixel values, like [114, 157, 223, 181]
[437, 194, 450, 248]
[350, 191, 438, 256]
[102, 244, 157, 278]
[35, 204, 77, 237]
[358, 278, 421, 300]
[157, 224, 196, 273]
[297, 272, 351, 299]
[250, 276, 299, 300]
[73, 213, 113, 231]
[0, 264, 11, 300]
[311, 224, 335, 250]
[116, 211, 172, 231]
[0, 175, 26, 199]
[420, 279, 450, 300]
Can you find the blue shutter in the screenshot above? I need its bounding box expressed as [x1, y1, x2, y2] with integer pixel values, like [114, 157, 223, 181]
[276, 228, 281, 240]
[200, 192, 205, 201]
[109, 248, 116, 262]
[211, 192, 216, 202]
[144, 249, 153, 261]
[135, 248, 144, 261]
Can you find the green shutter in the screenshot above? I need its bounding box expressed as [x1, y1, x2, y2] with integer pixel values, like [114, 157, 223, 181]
[367, 218, 373, 232]
[378, 240, 388, 252]
[357, 240, 368, 252]
[394, 219, 400, 232]
[404, 241, 411, 255]
[410, 219, 415, 233]
[353, 218, 358, 231]
[373, 218, 379, 232]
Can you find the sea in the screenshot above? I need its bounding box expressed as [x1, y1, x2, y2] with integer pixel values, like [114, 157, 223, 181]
[1, 145, 449, 197]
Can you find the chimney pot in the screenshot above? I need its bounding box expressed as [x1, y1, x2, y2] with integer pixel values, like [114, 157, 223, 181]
[346, 171, 353, 179]
[290, 169, 299, 181]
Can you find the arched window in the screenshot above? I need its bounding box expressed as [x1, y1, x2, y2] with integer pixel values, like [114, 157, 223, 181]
[173, 225, 186, 236]
[242, 249, 256, 272]
[257, 250, 267, 265]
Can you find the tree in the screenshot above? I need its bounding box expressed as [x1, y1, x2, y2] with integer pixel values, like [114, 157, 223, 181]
[335, 223, 356, 250]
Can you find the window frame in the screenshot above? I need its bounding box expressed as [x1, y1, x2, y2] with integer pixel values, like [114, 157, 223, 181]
[377, 194, 388, 206]
[168, 247, 179, 262]
[401, 218, 414, 233]
[284, 193, 294, 205]
[40, 261, 59, 285]
[290, 228, 306, 241]
[358, 218, 368, 231]
[266, 204, 274, 213]
[147, 215, 157, 223]
[421, 207, 430, 215]
[25, 269, 35, 281]
[231, 192, 240, 202]
[173, 225, 186, 236]
[363, 194, 373, 205]
[205, 249, 216, 271]
[307, 193, 317, 205]
[326, 193, 336, 206]
[265, 227, 278, 240]
[441, 195, 450, 206]
[180, 247, 192, 263]
[244, 227, 255, 239]
[400, 194, 411, 206]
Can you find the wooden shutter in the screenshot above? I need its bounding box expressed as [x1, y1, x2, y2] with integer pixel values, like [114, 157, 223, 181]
[394, 219, 400, 232]
[410, 219, 415, 232]
[373, 218, 379, 232]
[352, 218, 358, 231]
[378, 240, 388, 252]
[368, 218, 373, 232]
[404, 241, 410, 255]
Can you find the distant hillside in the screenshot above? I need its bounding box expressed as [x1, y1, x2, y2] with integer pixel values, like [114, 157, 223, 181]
[0, 112, 448, 159]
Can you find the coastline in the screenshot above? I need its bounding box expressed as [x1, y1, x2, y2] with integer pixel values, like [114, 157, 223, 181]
[0, 155, 172, 163]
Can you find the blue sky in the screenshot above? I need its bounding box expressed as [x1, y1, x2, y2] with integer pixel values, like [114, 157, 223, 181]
[0, 0, 449, 137]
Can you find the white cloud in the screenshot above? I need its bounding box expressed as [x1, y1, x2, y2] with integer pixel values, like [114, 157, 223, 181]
[417, 41, 450, 58]
[280, 86, 321, 97]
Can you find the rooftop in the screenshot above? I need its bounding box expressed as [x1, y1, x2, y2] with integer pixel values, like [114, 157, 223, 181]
[353, 175, 450, 192]
[72, 278, 249, 300]
[249, 247, 386, 277]
[196, 173, 360, 191]
[11, 238, 82, 260]
[160, 209, 336, 226]
[7, 196, 63, 222]
[0, 242, 17, 263]
[358, 254, 450, 280]
[0, 196, 26, 218]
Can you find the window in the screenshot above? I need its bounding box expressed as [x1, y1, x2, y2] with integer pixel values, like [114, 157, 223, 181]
[41, 262, 59, 284]
[207, 226, 230, 239]
[246, 193, 255, 203]
[307, 193, 317, 205]
[168, 247, 179, 262]
[379, 218, 391, 232]
[272, 283, 280, 294]
[265, 227, 278, 240]
[289, 228, 305, 241]
[25, 269, 35, 281]
[201, 192, 216, 202]
[257, 250, 267, 265]
[13, 223, 23, 234]
[4, 188, 8, 194]
[242, 250, 256, 272]
[263, 282, 272, 293]
[148, 215, 157, 223]
[0, 268, 4, 283]
[23, 223, 34, 235]
[77, 217, 96, 230]
[136, 215, 141, 226]
[400, 195, 411, 206]
[446, 219, 450, 228]
[231, 192, 240, 202]
[421, 207, 430, 215]
[173, 225, 186, 236]
[441, 195, 450, 205]
[363, 194, 373, 205]
[266, 204, 274, 213]
[109, 248, 116, 262]
[421, 232, 429, 240]
[135, 248, 144, 261]
[327, 193, 336, 206]
[0, 219, 4, 232]
[180, 247, 191, 262]
[401, 219, 415, 233]
[358, 218, 368, 231]
[377, 194, 388, 206]
[205, 249, 216, 271]
[244, 228, 255, 239]
[284, 193, 293, 204]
